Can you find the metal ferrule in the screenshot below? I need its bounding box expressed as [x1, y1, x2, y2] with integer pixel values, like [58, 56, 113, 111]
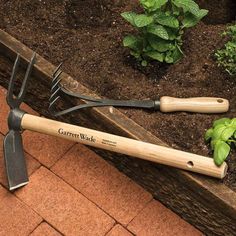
[7, 108, 26, 131]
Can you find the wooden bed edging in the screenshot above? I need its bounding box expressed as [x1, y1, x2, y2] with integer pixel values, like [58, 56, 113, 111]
[0, 29, 236, 235]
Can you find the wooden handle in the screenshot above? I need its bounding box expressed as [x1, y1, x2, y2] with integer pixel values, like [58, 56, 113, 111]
[160, 96, 229, 113]
[21, 114, 228, 179]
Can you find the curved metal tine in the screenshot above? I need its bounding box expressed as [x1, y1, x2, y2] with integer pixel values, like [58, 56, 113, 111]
[6, 54, 21, 108]
[60, 87, 103, 103]
[18, 52, 36, 101]
[52, 102, 107, 117]
[51, 99, 156, 117]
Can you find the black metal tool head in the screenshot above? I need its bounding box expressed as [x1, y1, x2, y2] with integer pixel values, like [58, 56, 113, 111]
[49, 62, 159, 117]
[3, 53, 36, 190]
[6, 53, 36, 109]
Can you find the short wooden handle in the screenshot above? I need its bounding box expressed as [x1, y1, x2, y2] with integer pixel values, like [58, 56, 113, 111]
[21, 114, 228, 179]
[160, 96, 229, 113]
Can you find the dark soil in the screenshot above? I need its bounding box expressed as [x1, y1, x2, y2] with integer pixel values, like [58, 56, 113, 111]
[197, 0, 236, 24]
[0, 0, 236, 190]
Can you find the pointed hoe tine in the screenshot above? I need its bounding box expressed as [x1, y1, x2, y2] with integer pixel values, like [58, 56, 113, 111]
[3, 130, 29, 191]
[18, 52, 36, 100]
[6, 54, 20, 106]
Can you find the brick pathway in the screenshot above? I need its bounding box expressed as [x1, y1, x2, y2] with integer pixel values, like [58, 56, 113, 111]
[0, 86, 202, 236]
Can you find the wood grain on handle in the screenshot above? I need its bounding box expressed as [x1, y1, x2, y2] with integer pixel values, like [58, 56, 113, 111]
[21, 114, 228, 179]
[160, 96, 229, 113]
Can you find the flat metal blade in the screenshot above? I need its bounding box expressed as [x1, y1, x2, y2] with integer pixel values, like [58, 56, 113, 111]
[3, 130, 28, 190]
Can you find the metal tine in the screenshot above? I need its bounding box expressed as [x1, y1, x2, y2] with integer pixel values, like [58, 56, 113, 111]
[52, 63, 63, 79]
[49, 64, 64, 114]
[49, 86, 61, 103]
[52, 69, 62, 85]
[51, 71, 63, 93]
[18, 52, 36, 101]
[6, 54, 21, 108]
[49, 96, 60, 114]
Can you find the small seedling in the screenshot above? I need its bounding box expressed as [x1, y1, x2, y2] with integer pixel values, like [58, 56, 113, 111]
[121, 0, 208, 66]
[205, 118, 236, 166]
[215, 25, 236, 77]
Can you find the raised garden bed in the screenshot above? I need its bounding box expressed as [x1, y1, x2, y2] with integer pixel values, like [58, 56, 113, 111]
[0, 0, 236, 235]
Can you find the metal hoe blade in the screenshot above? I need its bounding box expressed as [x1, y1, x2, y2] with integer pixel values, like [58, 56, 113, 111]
[4, 130, 28, 190]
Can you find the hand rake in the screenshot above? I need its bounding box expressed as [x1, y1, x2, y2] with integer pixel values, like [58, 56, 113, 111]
[49, 63, 229, 117]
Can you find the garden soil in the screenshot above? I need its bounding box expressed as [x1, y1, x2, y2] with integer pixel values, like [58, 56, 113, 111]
[0, 0, 236, 190]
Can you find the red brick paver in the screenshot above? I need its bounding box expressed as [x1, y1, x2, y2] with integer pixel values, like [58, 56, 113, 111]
[16, 167, 115, 236]
[128, 200, 203, 236]
[23, 131, 75, 167]
[107, 224, 133, 236]
[30, 222, 62, 236]
[0, 185, 42, 236]
[52, 144, 152, 225]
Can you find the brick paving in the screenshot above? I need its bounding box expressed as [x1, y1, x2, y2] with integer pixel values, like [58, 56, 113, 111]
[30, 222, 62, 236]
[0, 85, 202, 235]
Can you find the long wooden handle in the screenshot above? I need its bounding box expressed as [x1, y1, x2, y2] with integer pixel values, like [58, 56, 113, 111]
[160, 96, 229, 113]
[21, 114, 228, 179]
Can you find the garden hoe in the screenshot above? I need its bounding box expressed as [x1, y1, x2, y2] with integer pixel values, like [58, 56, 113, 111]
[4, 53, 229, 191]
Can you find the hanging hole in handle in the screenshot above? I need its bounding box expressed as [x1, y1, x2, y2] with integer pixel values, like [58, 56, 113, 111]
[187, 161, 194, 168]
[217, 99, 224, 103]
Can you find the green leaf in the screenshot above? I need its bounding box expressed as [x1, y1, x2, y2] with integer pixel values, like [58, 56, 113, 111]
[182, 10, 208, 28]
[221, 127, 236, 141]
[213, 141, 230, 166]
[140, 0, 168, 11]
[154, 12, 179, 28]
[165, 52, 174, 63]
[148, 35, 171, 52]
[172, 45, 183, 63]
[194, 9, 208, 19]
[147, 24, 169, 40]
[123, 35, 142, 50]
[172, 0, 199, 15]
[213, 118, 231, 128]
[212, 124, 226, 140]
[154, 0, 168, 9]
[134, 14, 153, 27]
[144, 51, 164, 62]
[211, 139, 217, 150]
[130, 50, 141, 59]
[121, 12, 137, 26]
[140, 0, 155, 9]
[165, 27, 178, 40]
[182, 13, 199, 28]
[205, 128, 213, 142]
[230, 118, 236, 126]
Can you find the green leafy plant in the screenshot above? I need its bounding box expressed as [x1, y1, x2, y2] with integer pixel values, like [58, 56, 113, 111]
[121, 0, 208, 66]
[205, 118, 236, 166]
[215, 25, 236, 77]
